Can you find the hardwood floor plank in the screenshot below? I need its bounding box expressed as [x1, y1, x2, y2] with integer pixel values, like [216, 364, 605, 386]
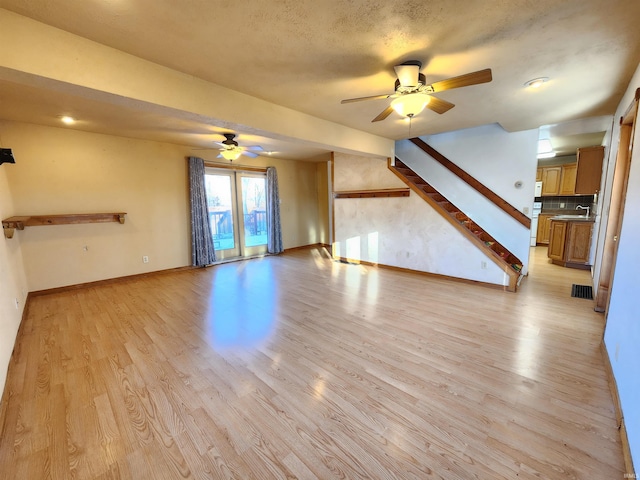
[0, 246, 626, 478]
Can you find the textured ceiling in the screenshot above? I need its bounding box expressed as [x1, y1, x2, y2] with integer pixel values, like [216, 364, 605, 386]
[1, 1, 639, 159]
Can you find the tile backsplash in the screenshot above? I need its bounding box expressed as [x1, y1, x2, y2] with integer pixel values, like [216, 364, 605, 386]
[537, 195, 595, 211]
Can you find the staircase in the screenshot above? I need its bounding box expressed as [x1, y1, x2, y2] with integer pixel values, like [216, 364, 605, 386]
[389, 158, 524, 292]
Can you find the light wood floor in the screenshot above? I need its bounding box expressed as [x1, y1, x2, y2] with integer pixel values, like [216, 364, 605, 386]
[0, 246, 624, 479]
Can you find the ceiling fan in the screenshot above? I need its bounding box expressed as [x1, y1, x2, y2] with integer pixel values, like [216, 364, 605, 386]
[341, 61, 493, 122]
[196, 133, 264, 161]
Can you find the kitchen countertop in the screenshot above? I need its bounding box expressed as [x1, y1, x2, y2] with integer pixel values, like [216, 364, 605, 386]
[549, 214, 595, 222]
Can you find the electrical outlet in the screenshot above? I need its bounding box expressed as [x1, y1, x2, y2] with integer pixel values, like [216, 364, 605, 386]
[481, 261, 488, 269]
[560, 202, 565, 208]
[142, 255, 149, 264]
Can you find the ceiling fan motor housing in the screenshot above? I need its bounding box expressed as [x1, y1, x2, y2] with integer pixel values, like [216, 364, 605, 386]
[395, 74, 434, 94]
[222, 133, 239, 147]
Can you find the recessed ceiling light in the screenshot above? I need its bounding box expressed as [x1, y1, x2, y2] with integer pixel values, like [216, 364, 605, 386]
[525, 77, 549, 89]
[60, 116, 76, 125]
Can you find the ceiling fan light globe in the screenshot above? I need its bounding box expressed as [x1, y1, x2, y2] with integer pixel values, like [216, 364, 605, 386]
[221, 148, 242, 161]
[390, 94, 431, 117]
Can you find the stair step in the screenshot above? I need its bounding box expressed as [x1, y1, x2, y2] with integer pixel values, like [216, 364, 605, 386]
[453, 212, 469, 223]
[439, 202, 458, 213]
[428, 193, 446, 203]
[407, 176, 426, 184]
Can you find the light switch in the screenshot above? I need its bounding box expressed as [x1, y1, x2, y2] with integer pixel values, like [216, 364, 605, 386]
[523, 207, 529, 215]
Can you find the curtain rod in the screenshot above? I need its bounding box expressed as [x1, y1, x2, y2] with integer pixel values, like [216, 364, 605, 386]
[203, 160, 268, 173]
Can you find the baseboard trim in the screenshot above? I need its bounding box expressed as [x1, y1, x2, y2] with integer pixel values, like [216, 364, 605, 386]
[333, 256, 508, 291]
[283, 243, 330, 253]
[601, 341, 636, 476]
[29, 245, 334, 297]
[29, 265, 200, 297]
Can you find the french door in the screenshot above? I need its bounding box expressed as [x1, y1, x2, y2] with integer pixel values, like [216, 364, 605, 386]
[204, 168, 268, 260]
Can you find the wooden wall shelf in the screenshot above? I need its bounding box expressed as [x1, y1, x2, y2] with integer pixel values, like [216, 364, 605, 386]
[2, 213, 126, 239]
[333, 188, 410, 199]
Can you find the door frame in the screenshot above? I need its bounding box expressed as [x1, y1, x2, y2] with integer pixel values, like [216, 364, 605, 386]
[205, 167, 268, 261]
[595, 89, 638, 315]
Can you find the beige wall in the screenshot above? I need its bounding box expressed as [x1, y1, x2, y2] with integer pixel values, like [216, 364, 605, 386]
[1, 121, 323, 292]
[316, 161, 330, 246]
[0, 161, 28, 396]
[332, 152, 509, 287]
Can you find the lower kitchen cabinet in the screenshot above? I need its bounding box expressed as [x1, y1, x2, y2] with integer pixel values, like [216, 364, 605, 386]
[548, 221, 567, 260]
[548, 219, 593, 268]
[536, 214, 553, 245]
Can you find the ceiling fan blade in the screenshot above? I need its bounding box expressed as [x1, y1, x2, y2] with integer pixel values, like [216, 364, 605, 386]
[341, 94, 393, 104]
[394, 64, 420, 87]
[246, 145, 264, 151]
[242, 150, 259, 158]
[428, 68, 493, 93]
[372, 105, 395, 122]
[426, 96, 455, 114]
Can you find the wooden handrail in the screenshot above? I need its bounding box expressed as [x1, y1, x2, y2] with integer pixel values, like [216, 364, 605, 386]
[408, 138, 531, 229]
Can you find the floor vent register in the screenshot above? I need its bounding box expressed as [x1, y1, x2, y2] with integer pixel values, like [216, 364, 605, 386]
[571, 284, 594, 300]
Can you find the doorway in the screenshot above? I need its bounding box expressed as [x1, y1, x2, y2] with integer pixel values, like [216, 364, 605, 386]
[204, 168, 268, 260]
[594, 94, 638, 313]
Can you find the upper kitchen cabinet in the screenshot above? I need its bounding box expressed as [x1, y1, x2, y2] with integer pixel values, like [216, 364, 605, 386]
[559, 163, 577, 195]
[575, 146, 604, 194]
[541, 166, 562, 196]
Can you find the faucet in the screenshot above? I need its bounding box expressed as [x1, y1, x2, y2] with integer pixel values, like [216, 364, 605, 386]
[576, 205, 590, 217]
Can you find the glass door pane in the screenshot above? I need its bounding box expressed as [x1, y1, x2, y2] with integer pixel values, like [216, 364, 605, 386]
[240, 175, 268, 255]
[204, 172, 240, 259]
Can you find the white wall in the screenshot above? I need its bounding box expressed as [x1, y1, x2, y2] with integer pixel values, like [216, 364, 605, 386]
[0, 163, 28, 398]
[397, 124, 538, 273]
[333, 153, 509, 287]
[603, 61, 640, 469]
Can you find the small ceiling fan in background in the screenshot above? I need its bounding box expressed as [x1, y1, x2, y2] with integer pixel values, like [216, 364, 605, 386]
[341, 61, 493, 122]
[195, 133, 264, 161]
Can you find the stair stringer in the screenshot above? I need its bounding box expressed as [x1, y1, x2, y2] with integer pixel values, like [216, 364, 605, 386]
[388, 159, 523, 292]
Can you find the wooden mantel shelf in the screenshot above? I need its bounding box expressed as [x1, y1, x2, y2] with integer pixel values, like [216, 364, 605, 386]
[2, 213, 126, 239]
[333, 188, 410, 199]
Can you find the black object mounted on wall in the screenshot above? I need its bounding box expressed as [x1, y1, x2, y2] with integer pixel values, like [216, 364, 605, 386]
[0, 148, 16, 165]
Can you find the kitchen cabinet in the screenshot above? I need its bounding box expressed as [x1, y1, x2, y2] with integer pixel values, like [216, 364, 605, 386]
[536, 213, 553, 245]
[541, 166, 561, 196]
[547, 221, 567, 260]
[547, 219, 593, 268]
[575, 146, 604, 194]
[537, 152, 601, 196]
[559, 163, 577, 195]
